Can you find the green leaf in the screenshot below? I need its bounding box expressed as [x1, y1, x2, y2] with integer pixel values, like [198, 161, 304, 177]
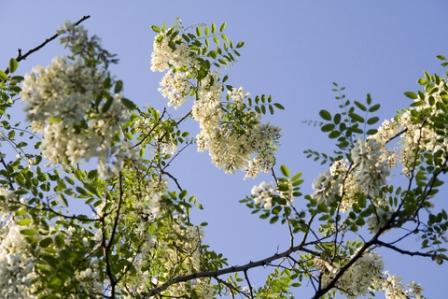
[236, 41, 245, 48]
[48, 116, 62, 124]
[0, 70, 7, 81]
[321, 124, 334, 132]
[121, 98, 137, 110]
[367, 129, 378, 135]
[196, 26, 202, 36]
[333, 113, 341, 124]
[49, 277, 63, 288]
[349, 112, 364, 123]
[274, 103, 285, 110]
[114, 80, 123, 93]
[269, 216, 279, 224]
[280, 165, 290, 177]
[319, 110, 332, 121]
[368, 104, 381, 112]
[329, 131, 341, 138]
[354, 101, 367, 111]
[9, 58, 18, 73]
[16, 219, 32, 226]
[20, 229, 35, 236]
[366, 93, 372, 105]
[39, 237, 53, 248]
[151, 25, 161, 33]
[219, 22, 227, 32]
[367, 117, 379, 125]
[102, 97, 114, 113]
[211, 23, 217, 33]
[404, 91, 418, 99]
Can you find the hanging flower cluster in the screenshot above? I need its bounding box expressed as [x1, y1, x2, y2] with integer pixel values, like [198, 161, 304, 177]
[21, 57, 128, 168]
[150, 26, 281, 177]
[0, 220, 37, 299]
[312, 142, 395, 215]
[317, 251, 384, 298]
[316, 252, 425, 299]
[251, 181, 279, 209]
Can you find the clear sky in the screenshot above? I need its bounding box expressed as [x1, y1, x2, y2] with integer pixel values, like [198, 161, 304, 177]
[1, 1, 447, 298]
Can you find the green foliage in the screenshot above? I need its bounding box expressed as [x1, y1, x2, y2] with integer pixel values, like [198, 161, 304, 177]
[0, 18, 446, 299]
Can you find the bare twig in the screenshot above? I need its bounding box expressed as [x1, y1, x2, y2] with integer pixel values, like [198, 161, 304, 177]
[4, 15, 91, 73]
[375, 240, 445, 260]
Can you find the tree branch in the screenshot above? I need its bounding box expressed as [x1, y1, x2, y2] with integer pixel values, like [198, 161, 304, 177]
[143, 244, 318, 297]
[4, 15, 90, 73]
[375, 240, 445, 260]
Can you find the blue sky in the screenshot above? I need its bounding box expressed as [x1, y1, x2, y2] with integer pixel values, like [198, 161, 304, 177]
[1, 1, 447, 297]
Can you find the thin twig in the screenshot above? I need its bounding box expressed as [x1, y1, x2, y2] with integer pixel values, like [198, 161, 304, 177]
[4, 15, 91, 73]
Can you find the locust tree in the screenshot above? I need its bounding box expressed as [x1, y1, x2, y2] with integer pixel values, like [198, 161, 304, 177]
[0, 16, 446, 299]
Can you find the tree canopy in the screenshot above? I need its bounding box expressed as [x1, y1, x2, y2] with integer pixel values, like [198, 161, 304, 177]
[0, 16, 447, 299]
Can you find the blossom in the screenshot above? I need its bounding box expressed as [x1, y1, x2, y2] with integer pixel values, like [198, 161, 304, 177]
[159, 70, 192, 108]
[21, 57, 129, 169]
[250, 180, 293, 209]
[373, 118, 402, 145]
[251, 181, 278, 209]
[150, 28, 196, 72]
[312, 160, 348, 206]
[367, 208, 393, 233]
[228, 86, 249, 106]
[383, 273, 408, 299]
[351, 139, 394, 198]
[0, 220, 37, 299]
[319, 252, 384, 298]
[150, 27, 281, 177]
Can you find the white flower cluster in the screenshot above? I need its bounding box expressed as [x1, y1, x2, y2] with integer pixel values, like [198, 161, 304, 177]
[382, 272, 424, 299]
[351, 139, 395, 198]
[150, 28, 197, 72]
[0, 220, 37, 299]
[193, 76, 280, 176]
[74, 259, 103, 295]
[151, 28, 280, 177]
[316, 249, 426, 299]
[312, 138, 395, 214]
[318, 252, 384, 298]
[251, 181, 279, 209]
[312, 160, 346, 206]
[58, 21, 88, 51]
[159, 70, 192, 108]
[0, 188, 16, 218]
[366, 208, 393, 233]
[399, 108, 447, 176]
[373, 118, 402, 145]
[374, 80, 448, 176]
[21, 57, 128, 169]
[134, 182, 164, 220]
[98, 142, 140, 179]
[228, 86, 250, 106]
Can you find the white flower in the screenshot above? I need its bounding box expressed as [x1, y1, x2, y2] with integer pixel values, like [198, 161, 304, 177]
[367, 209, 393, 233]
[228, 86, 249, 105]
[159, 70, 191, 108]
[21, 57, 129, 168]
[351, 139, 393, 197]
[150, 28, 196, 72]
[251, 181, 278, 209]
[320, 252, 384, 297]
[0, 220, 37, 298]
[313, 160, 348, 206]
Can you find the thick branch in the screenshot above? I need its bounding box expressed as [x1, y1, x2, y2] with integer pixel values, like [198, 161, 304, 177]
[143, 244, 318, 297]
